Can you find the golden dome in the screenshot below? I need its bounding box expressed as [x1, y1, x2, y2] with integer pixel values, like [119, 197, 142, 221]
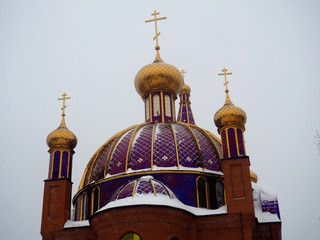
[179, 84, 191, 96]
[250, 170, 258, 183]
[214, 93, 247, 132]
[47, 117, 77, 149]
[134, 52, 183, 99]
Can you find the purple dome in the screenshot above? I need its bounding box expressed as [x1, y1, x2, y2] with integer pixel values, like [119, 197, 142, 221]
[110, 176, 175, 201]
[80, 122, 222, 188]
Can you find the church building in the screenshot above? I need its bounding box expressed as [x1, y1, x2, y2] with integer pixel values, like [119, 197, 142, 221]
[41, 11, 281, 240]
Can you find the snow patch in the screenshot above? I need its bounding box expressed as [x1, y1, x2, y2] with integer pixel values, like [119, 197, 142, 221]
[98, 193, 227, 216]
[252, 182, 281, 223]
[64, 220, 90, 229]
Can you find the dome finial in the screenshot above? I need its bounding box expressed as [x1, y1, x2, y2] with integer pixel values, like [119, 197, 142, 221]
[145, 10, 167, 62]
[218, 68, 232, 94]
[58, 93, 70, 128]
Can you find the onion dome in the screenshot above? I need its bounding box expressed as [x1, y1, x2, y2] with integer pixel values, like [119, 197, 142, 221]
[47, 117, 77, 149]
[250, 170, 258, 183]
[134, 52, 184, 99]
[79, 122, 222, 189]
[214, 92, 247, 132]
[110, 176, 175, 201]
[179, 83, 191, 96]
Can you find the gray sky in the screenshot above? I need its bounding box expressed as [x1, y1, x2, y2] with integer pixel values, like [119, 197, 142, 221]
[1, 0, 320, 239]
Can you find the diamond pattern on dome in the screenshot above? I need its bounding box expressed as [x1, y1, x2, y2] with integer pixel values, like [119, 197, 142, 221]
[108, 129, 135, 175]
[91, 138, 116, 181]
[153, 123, 177, 168]
[83, 156, 97, 186]
[209, 135, 223, 158]
[172, 124, 201, 168]
[153, 181, 170, 196]
[190, 127, 220, 172]
[128, 124, 153, 171]
[136, 180, 154, 195]
[117, 181, 136, 199]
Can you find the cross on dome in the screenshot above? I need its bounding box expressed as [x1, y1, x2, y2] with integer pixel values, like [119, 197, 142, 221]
[181, 69, 187, 79]
[58, 93, 71, 117]
[145, 10, 167, 50]
[218, 68, 232, 93]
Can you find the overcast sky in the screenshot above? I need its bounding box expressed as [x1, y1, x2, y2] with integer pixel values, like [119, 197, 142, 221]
[1, 1, 320, 239]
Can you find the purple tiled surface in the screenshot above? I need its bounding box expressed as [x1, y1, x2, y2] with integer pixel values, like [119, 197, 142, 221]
[173, 124, 201, 168]
[108, 129, 135, 175]
[83, 122, 222, 185]
[91, 138, 116, 182]
[136, 180, 153, 195]
[112, 178, 173, 202]
[190, 127, 220, 171]
[153, 123, 177, 168]
[117, 181, 135, 199]
[129, 125, 153, 171]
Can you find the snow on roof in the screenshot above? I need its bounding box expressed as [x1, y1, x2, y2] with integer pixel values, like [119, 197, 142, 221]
[64, 220, 90, 229]
[252, 182, 281, 223]
[98, 193, 227, 216]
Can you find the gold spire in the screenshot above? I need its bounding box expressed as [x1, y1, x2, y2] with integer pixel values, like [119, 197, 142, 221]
[218, 68, 232, 93]
[145, 10, 167, 62]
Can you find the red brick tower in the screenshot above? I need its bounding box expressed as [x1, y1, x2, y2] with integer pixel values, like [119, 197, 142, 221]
[214, 68, 255, 240]
[41, 93, 77, 240]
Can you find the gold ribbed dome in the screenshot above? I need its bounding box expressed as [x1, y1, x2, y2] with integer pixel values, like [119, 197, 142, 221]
[135, 53, 183, 99]
[179, 84, 191, 96]
[47, 117, 77, 149]
[250, 170, 258, 183]
[214, 93, 247, 132]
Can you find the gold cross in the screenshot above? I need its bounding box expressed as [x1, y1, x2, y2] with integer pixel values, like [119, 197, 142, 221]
[145, 10, 167, 49]
[218, 68, 232, 93]
[181, 69, 187, 79]
[58, 93, 71, 117]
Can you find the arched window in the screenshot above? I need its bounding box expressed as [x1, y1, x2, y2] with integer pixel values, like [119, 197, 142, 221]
[145, 97, 150, 120]
[208, 177, 217, 209]
[121, 232, 142, 240]
[216, 181, 225, 207]
[197, 177, 208, 208]
[153, 95, 160, 117]
[91, 187, 100, 215]
[165, 95, 171, 117]
[80, 193, 87, 220]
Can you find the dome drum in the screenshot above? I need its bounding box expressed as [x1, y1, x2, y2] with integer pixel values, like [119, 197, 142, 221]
[73, 171, 224, 221]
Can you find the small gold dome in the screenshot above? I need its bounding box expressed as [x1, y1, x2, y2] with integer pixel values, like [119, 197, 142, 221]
[250, 170, 258, 183]
[47, 117, 77, 149]
[134, 53, 183, 99]
[214, 93, 247, 132]
[179, 84, 191, 96]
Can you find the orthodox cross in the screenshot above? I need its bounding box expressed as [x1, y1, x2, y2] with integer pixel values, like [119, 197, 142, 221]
[181, 69, 187, 79]
[218, 68, 232, 93]
[145, 10, 167, 49]
[58, 93, 71, 117]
